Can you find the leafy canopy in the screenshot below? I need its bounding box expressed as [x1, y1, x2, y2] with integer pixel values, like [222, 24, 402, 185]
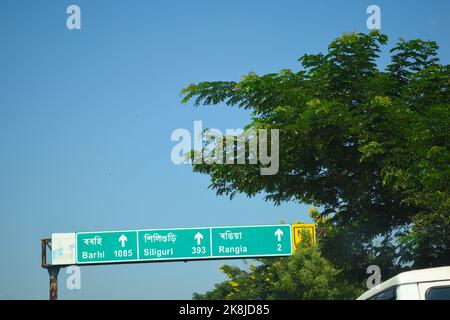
[182, 31, 450, 281]
[193, 242, 362, 300]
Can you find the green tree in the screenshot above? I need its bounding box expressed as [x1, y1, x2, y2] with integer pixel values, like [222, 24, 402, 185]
[193, 245, 362, 300]
[182, 31, 450, 284]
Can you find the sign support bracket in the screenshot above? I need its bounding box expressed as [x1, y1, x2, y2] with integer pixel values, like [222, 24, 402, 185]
[41, 238, 63, 300]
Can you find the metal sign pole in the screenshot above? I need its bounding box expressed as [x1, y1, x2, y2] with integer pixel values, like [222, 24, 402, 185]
[42, 238, 62, 300]
[48, 267, 60, 300]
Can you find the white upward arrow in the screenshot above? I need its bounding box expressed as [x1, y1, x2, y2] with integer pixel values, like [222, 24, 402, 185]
[194, 232, 203, 245]
[274, 229, 283, 241]
[119, 234, 128, 247]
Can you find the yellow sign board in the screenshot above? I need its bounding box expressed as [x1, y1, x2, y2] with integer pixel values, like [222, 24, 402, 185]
[291, 224, 316, 250]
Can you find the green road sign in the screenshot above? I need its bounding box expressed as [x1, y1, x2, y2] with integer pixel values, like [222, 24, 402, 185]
[76, 231, 138, 264]
[211, 225, 292, 258]
[68, 224, 292, 265]
[138, 227, 211, 261]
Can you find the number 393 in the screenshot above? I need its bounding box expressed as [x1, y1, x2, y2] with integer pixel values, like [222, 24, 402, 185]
[192, 246, 206, 254]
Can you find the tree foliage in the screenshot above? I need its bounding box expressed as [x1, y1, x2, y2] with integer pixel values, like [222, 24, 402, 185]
[182, 31, 450, 285]
[193, 244, 362, 300]
[193, 211, 363, 300]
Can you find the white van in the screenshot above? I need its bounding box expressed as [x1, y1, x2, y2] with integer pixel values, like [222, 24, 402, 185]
[357, 266, 450, 300]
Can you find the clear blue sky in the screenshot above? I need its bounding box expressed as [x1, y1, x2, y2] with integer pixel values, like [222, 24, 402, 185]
[0, 0, 448, 299]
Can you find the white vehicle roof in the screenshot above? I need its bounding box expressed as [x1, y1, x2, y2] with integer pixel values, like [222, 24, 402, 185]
[357, 266, 450, 300]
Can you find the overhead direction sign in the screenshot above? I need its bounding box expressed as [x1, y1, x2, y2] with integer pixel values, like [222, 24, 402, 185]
[137, 227, 212, 262]
[76, 231, 138, 264]
[211, 225, 292, 258]
[51, 224, 293, 266]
